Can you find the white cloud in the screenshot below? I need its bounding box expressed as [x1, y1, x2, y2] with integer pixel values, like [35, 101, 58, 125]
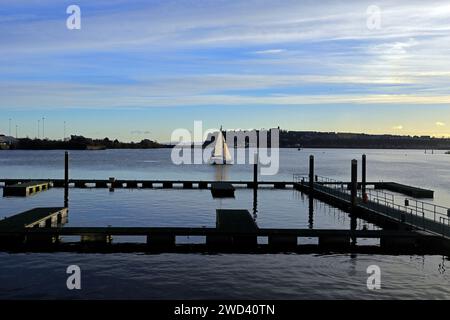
[392, 125, 403, 130]
[252, 49, 286, 55]
[2, 79, 450, 109]
[436, 121, 446, 126]
[2, 0, 450, 110]
[1, 0, 450, 53]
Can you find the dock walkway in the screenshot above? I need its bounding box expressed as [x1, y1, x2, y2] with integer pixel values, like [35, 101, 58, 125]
[0, 207, 68, 229]
[3, 181, 51, 197]
[0, 178, 434, 198]
[0, 226, 446, 254]
[293, 176, 450, 238]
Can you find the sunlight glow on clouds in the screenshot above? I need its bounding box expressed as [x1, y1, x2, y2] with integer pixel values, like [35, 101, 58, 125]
[0, 0, 450, 139]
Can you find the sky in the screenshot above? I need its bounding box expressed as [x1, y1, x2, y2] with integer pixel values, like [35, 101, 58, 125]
[1, 0, 450, 142]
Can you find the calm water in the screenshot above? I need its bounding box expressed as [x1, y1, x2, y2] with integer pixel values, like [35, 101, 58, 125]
[0, 148, 449, 299]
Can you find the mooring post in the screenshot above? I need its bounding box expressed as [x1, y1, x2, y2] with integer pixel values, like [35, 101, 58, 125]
[309, 155, 314, 192]
[362, 154, 367, 198]
[351, 159, 358, 207]
[308, 196, 314, 229]
[253, 152, 258, 191]
[253, 152, 258, 218]
[64, 151, 69, 208]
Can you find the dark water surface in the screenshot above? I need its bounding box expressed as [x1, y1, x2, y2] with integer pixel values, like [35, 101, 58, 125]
[0, 148, 449, 299]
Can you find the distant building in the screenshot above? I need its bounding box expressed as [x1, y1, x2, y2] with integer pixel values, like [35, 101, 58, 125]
[0, 134, 16, 149]
[0, 134, 16, 145]
[70, 135, 93, 143]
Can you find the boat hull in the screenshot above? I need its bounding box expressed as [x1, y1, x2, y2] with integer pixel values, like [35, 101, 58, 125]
[210, 157, 232, 165]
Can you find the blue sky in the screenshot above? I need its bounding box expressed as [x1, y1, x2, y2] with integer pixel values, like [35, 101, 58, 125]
[1, 0, 450, 141]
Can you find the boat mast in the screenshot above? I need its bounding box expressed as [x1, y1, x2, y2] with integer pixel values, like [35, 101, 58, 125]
[221, 125, 225, 165]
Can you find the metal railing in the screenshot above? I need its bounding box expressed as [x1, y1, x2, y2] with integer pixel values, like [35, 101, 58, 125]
[293, 173, 450, 236]
[404, 199, 449, 222]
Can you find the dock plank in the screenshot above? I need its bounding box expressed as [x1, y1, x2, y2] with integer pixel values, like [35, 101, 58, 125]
[0, 207, 67, 229]
[376, 182, 434, 198]
[3, 181, 51, 197]
[211, 182, 235, 198]
[216, 209, 258, 232]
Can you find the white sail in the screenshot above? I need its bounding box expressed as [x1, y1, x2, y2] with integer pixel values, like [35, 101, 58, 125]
[223, 139, 232, 163]
[211, 129, 232, 165]
[213, 131, 224, 159]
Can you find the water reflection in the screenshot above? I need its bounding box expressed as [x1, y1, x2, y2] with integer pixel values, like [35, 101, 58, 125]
[253, 186, 258, 221]
[350, 213, 357, 245]
[308, 197, 314, 229]
[214, 165, 229, 181]
[439, 256, 447, 274]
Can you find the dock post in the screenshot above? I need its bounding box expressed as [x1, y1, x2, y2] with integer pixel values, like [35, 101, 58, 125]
[308, 196, 314, 229]
[64, 151, 69, 208]
[351, 159, 358, 208]
[109, 177, 115, 192]
[362, 154, 367, 201]
[253, 153, 258, 218]
[253, 153, 258, 191]
[309, 155, 314, 192]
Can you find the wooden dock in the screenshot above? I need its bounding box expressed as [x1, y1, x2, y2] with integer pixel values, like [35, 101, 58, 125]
[0, 205, 444, 254]
[0, 204, 448, 254]
[210, 182, 235, 198]
[374, 182, 434, 198]
[294, 178, 450, 239]
[0, 178, 295, 190]
[0, 152, 447, 254]
[207, 209, 258, 246]
[307, 180, 434, 198]
[0, 207, 68, 229]
[0, 178, 434, 198]
[0, 207, 68, 244]
[3, 181, 51, 197]
[0, 226, 447, 254]
[216, 209, 257, 232]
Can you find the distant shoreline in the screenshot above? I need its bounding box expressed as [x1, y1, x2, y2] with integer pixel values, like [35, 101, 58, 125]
[1, 147, 450, 151]
[2, 130, 450, 151]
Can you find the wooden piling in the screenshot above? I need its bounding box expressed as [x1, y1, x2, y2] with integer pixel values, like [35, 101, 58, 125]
[253, 154, 259, 217]
[141, 181, 153, 188]
[309, 155, 314, 192]
[268, 235, 297, 248]
[351, 159, 358, 207]
[81, 234, 112, 244]
[362, 154, 367, 197]
[64, 151, 69, 207]
[95, 181, 108, 188]
[319, 235, 350, 248]
[74, 181, 86, 188]
[274, 182, 286, 189]
[126, 181, 138, 189]
[162, 182, 173, 189]
[147, 234, 176, 247]
[183, 182, 193, 189]
[253, 152, 258, 198]
[308, 196, 314, 229]
[198, 181, 208, 189]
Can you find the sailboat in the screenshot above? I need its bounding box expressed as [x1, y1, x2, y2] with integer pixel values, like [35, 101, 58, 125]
[210, 126, 232, 165]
